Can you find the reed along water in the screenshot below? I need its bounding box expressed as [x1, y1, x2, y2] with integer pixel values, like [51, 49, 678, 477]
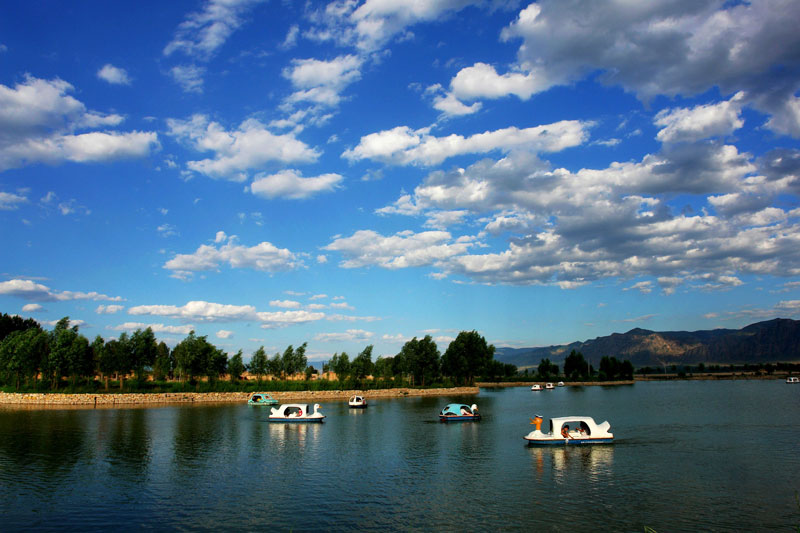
[0, 380, 797, 531]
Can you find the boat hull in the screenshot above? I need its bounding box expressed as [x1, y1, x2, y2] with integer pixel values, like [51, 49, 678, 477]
[524, 437, 613, 445]
[268, 417, 325, 423]
[439, 415, 481, 422]
[348, 404, 368, 408]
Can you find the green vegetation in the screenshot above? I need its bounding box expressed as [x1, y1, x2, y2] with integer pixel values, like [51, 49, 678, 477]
[0, 314, 514, 393]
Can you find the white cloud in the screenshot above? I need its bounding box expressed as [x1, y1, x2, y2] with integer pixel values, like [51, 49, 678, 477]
[96, 304, 124, 314]
[250, 169, 342, 199]
[164, 0, 267, 59]
[0, 76, 158, 171]
[216, 330, 234, 339]
[97, 64, 131, 85]
[0, 191, 27, 210]
[342, 120, 589, 166]
[500, 0, 800, 137]
[168, 64, 205, 94]
[167, 114, 319, 181]
[270, 300, 301, 309]
[164, 233, 303, 279]
[0, 279, 124, 302]
[22, 303, 42, 313]
[324, 229, 478, 269]
[438, 62, 545, 113]
[108, 322, 195, 335]
[655, 92, 745, 143]
[314, 329, 373, 342]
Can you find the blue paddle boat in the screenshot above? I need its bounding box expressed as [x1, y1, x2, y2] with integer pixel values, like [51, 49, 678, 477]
[439, 403, 481, 422]
[248, 393, 278, 405]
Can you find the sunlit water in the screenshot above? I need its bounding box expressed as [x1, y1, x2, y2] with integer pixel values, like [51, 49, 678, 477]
[0, 381, 798, 532]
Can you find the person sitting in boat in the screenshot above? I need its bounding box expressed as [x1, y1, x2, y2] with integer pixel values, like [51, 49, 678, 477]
[561, 425, 571, 438]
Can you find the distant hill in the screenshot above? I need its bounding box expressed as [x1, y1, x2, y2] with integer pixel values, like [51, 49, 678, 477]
[495, 318, 800, 368]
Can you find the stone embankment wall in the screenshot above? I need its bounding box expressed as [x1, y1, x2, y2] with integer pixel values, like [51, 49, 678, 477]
[0, 387, 479, 407]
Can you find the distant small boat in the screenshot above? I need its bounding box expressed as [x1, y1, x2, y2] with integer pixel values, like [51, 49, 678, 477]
[248, 393, 278, 405]
[556, 381, 565, 387]
[439, 403, 481, 422]
[531, 384, 542, 391]
[787, 376, 799, 384]
[269, 403, 325, 423]
[545, 382, 555, 390]
[524, 415, 613, 445]
[348, 395, 368, 408]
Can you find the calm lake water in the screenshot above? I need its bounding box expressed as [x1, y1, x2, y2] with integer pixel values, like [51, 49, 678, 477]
[0, 380, 798, 532]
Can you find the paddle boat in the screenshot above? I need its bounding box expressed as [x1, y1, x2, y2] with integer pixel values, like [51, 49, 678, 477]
[531, 384, 542, 391]
[545, 382, 555, 390]
[556, 381, 565, 387]
[348, 395, 368, 408]
[269, 403, 325, 423]
[439, 403, 481, 422]
[247, 393, 278, 405]
[787, 376, 799, 384]
[524, 415, 613, 445]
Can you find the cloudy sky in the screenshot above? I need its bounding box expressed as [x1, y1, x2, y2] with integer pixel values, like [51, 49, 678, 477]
[2, 0, 800, 364]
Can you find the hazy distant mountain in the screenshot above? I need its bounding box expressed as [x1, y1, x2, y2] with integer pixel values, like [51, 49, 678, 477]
[495, 318, 800, 368]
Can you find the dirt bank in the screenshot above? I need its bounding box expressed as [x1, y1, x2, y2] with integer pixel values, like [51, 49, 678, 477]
[0, 386, 479, 407]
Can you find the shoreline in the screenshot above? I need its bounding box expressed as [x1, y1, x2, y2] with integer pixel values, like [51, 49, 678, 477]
[0, 386, 479, 408]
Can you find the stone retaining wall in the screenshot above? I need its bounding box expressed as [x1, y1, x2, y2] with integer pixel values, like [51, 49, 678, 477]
[0, 387, 479, 407]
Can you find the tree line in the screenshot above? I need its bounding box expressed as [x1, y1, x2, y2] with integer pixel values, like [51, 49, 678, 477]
[527, 350, 634, 381]
[0, 314, 514, 391]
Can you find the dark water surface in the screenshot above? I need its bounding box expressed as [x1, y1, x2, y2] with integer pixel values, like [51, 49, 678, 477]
[0, 381, 798, 532]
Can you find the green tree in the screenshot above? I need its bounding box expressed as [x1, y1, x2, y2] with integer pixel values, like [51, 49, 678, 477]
[130, 327, 158, 383]
[351, 345, 374, 381]
[563, 350, 588, 381]
[228, 350, 245, 382]
[442, 330, 495, 385]
[208, 348, 228, 384]
[115, 332, 133, 390]
[0, 329, 46, 389]
[173, 331, 216, 384]
[248, 347, 268, 383]
[373, 356, 394, 379]
[329, 352, 351, 382]
[537, 358, 558, 381]
[400, 336, 440, 387]
[268, 352, 283, 379]
[152, 341, 172, 381]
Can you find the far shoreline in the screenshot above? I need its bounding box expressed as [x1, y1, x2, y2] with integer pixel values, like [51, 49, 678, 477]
[0, 386, 479, 408]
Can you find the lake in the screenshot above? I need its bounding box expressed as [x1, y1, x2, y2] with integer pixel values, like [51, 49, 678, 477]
[0, 380, 797, 532]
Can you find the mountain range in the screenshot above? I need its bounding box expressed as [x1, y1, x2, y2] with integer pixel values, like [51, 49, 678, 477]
[494, 318, 800, 369]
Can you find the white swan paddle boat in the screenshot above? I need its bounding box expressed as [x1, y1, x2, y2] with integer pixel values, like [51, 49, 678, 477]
[269, 403, 325, 423]
[531, 384, 542, 391]
[524, 415, 613, 445]
[787, 376, 799, 384]
[439, 403, 481, 422]
[556, 381, 565, 387]
[348, 395, 368, 408]
[248, 393, 278, 405]
[545, 382, 555, 390]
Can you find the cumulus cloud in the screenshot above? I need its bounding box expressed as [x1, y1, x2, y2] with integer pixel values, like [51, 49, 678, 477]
[250, 169, 343, 199]
[96, 304, 124, 314]
[164, 0, 266, 60]
[166, 114, 319, 181]
[498, 0, 800, 137]
[108, 322, 196, 335]
[0, 76, 159, 171]
[305, 0, 488, 52]
[324, 229, 478, 269]
[0, 279, 124, 302]
[129, 299, 326, 329]
[97, 64, 131, 85]
[216, 330, 234, 339]
[655, 92, 745, 143]
[314, 329, 374, 342]
[342, 120, 589, 166]
[22, 303, 43, 313]
[0, 191, 27, 210]
[270, 300, 301, 309]
[164, 233, 304, 279]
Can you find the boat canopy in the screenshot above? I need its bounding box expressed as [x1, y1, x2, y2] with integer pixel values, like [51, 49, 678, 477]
[548, 416, 608, 435]
[440, 404, 475, 416]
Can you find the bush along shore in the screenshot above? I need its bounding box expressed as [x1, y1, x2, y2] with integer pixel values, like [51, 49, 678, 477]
[0, 386, 479, 406]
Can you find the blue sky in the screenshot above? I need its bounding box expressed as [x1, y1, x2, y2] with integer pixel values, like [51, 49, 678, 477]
[2, 0, 800, 365]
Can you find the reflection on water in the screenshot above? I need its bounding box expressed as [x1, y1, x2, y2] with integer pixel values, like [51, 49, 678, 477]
[0, 381, 798, 532]
[530, 444, 615, 483]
